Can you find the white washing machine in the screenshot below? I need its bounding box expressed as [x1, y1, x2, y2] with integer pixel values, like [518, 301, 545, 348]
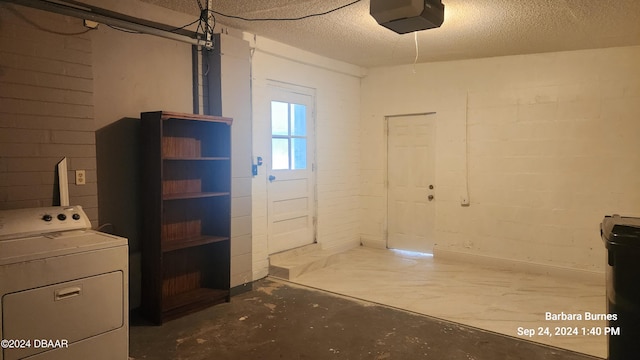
[0, 206, 128, 360]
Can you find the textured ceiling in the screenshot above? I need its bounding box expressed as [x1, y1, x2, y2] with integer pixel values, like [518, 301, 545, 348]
[141, 0, 640, 68]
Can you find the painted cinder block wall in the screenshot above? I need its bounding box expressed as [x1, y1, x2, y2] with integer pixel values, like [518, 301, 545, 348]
[217, 33, 254, 289]
[0, 5, 98, 222]
[360, 45, 640, 272]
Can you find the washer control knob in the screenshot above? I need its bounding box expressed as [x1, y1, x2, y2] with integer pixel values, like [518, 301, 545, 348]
[72, 213, 81, 220]
[57, 213, 67, 221]
[42, 214, 53, 222]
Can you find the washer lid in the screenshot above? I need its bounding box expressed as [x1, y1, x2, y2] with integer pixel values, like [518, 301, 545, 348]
[0, 230, 127, 266]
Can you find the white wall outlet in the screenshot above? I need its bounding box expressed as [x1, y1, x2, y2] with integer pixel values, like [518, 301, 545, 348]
[460, 196, 470, 206]
[75, 170, 86, 185]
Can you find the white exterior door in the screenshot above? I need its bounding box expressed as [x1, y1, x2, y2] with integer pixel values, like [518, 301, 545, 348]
[267, 86, 316, 254]
[387, 114, 436, 253]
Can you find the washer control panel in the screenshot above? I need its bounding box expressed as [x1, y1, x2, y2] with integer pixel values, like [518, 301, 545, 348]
[0, 206, 91, 241]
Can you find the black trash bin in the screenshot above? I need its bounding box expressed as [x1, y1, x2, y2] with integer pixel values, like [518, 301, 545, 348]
[601, 215, 640, 360]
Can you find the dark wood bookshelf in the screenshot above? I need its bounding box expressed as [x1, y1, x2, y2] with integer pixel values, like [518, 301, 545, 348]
[163, 157, 231, 161]
[163, 192, 231, 201]
[162, 235, 229, 253]
[140, 111, 232, 325]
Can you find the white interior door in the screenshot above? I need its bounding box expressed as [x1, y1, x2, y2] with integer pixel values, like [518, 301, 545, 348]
[267, 86, 316, 254]
[387, 114, 436, 253]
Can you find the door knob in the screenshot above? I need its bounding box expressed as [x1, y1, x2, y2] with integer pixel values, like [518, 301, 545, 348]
[268, 175, 276, 182]
[428, 195, 434, 201]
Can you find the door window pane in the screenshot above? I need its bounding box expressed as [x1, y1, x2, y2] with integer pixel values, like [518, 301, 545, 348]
[272, 138, 289, 170]
[271, 101, 289, 136]
[271, 100, 308, 171]
[291, 138, 307, 170]
[290, 104, 307, 136]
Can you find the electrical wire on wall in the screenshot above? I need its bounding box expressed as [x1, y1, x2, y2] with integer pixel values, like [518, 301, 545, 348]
[105, 10, 209, 44]
[463, 91, 471, 207]
[1, 3, 94, 36]
[206, 0, 361, 22]
[412, 31, 419, 74]
[7, 0, 362, 51]
[193, 0, 362, 51]
[195, 0, 215, 48]
[3, 0, 212, 48]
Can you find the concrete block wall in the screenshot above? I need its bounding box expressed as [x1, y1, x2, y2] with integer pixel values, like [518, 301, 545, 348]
[360, 46, 640, 272]
[217, 33, 253, 288]
[247, 36, 364, 280]
[0, 4, 97, 223]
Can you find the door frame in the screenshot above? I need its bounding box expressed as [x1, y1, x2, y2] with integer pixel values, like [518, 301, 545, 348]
[384, 112, 437, 251]
[265, 81, 318, 254]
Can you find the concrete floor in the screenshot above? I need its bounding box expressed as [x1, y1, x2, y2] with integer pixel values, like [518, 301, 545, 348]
[283, 247, 607, 357]
[129, 279, 601, 360]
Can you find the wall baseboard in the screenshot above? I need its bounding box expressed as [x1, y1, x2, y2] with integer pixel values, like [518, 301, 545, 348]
[360, 238, 387, 249]
[433, 247, 605, 283]
[230, 281, 255, 297]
